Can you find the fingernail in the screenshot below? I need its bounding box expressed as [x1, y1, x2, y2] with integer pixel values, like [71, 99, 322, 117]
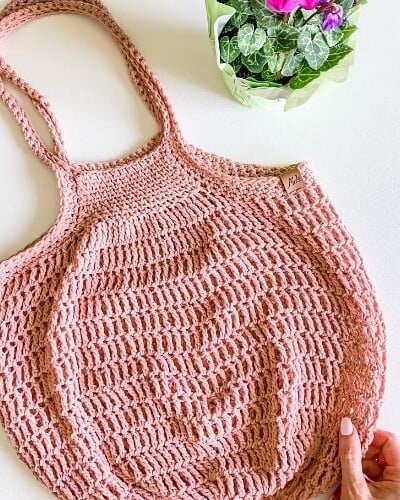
[340, 416, 353, 436]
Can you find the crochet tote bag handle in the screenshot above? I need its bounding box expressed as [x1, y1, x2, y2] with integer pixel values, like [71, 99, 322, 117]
[0, 58, 69, 165]
[0, 0, 181, 170]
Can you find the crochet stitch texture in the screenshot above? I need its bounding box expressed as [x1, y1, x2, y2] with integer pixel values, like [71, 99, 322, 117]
[0, 1, 386, 499]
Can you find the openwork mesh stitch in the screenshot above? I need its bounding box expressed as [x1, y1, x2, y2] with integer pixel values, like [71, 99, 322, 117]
[0, 1, 386, 499]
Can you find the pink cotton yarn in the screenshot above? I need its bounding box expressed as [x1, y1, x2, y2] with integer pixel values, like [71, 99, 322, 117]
[0, 1, 386, 499]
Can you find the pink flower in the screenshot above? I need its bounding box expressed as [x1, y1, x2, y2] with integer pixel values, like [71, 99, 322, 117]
[299, 0, 320, 9]
[265, 0, 300, 13]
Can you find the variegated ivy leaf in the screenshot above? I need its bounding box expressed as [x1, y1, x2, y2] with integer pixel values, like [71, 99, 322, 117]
[231, 56, 243, 74]
[268, 52, 286, 73]
[324, 28, 344, 48]
[263, 38, 275, 59]
[241, 50, 268, 73]
[237, 23, 267, 56]
[290, 8, 304, 27]
[230, 11, 249, 28]
[335, 0, 354, 16]
[319, 43, 353, 72]
[228, 0, 252, 15]
[267, 26, 278, 37]
[261, 67, 279, 82]
[298, 30, 329, 70]
[301, 8, 320, 24]
[275, 25, 299, 52]
[281, 52, 304, 77]
[289, 42, 353, 88]
[300, 7, 312, 18]
[219, 35, 240, 63]
[297, 30, 311, 52]
[305, 23, 321, 35]
[249, 0, 279, 29]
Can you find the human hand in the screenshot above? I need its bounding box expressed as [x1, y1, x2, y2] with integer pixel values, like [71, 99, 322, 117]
[333, 417, 400, 499]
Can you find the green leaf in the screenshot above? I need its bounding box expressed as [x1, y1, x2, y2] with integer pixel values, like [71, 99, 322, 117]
[221, 20, 236, 35]
[249, 0, 278, 29]
[219, 35, 240, 63]
[275, 25, 299, 52]
[227, 0, 252, 15]
[281, 51, 304, 77]
[323, 28, 344, 47]
[298, 30, 329, 70]
[260, 67, 281, 84]
[237, 23, 267, 56]
[261, 67, 275, 80]
[247, 75, 282, 87]
[230, 11, 249, 28]
[262, 38, 275, 59]
[267, 26, 278, 37]
[241, 50, 268, 72]
[302, 9, 322, 24]
[300, 7, 314, 18]
[304, 21, 322, 34]
[290, 8, 305, 27]
[231, 56, 243, 74]
[319, 43, 353, 72]
[289, 42, 353, 88]
[336, 0, 354, 16]
[341, 24, 357, 41]
[297, 30, 311, 52]
[288, 62, 320, 89]
[267, 51, 286, 73]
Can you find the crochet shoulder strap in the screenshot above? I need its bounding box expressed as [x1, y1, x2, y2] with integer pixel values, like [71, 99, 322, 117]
[0, 0, 181, 171]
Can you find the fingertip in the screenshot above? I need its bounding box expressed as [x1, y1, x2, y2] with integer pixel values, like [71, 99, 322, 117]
[340, 417, 353, 436]
[338, 417, 362, 461]
[337, 417, 367, 494]
[371, 429, 400, 467]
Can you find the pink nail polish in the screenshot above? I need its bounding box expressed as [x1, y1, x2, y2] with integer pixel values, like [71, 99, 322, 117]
[340, 417, 353, 436]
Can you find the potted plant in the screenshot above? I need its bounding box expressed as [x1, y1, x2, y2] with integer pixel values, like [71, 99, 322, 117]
[205, 0, 366, 110]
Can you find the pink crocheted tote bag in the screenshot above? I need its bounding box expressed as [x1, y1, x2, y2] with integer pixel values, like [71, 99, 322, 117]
[0, 1, 386, 499]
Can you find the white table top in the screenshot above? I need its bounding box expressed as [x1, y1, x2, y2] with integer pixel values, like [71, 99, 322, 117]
[0, 0, 398, 498]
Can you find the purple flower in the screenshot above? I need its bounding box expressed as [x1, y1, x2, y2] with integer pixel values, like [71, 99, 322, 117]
[321, 3, 344, 31]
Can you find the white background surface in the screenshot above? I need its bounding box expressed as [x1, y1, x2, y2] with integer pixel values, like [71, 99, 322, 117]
[0, 0, 398, 498]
